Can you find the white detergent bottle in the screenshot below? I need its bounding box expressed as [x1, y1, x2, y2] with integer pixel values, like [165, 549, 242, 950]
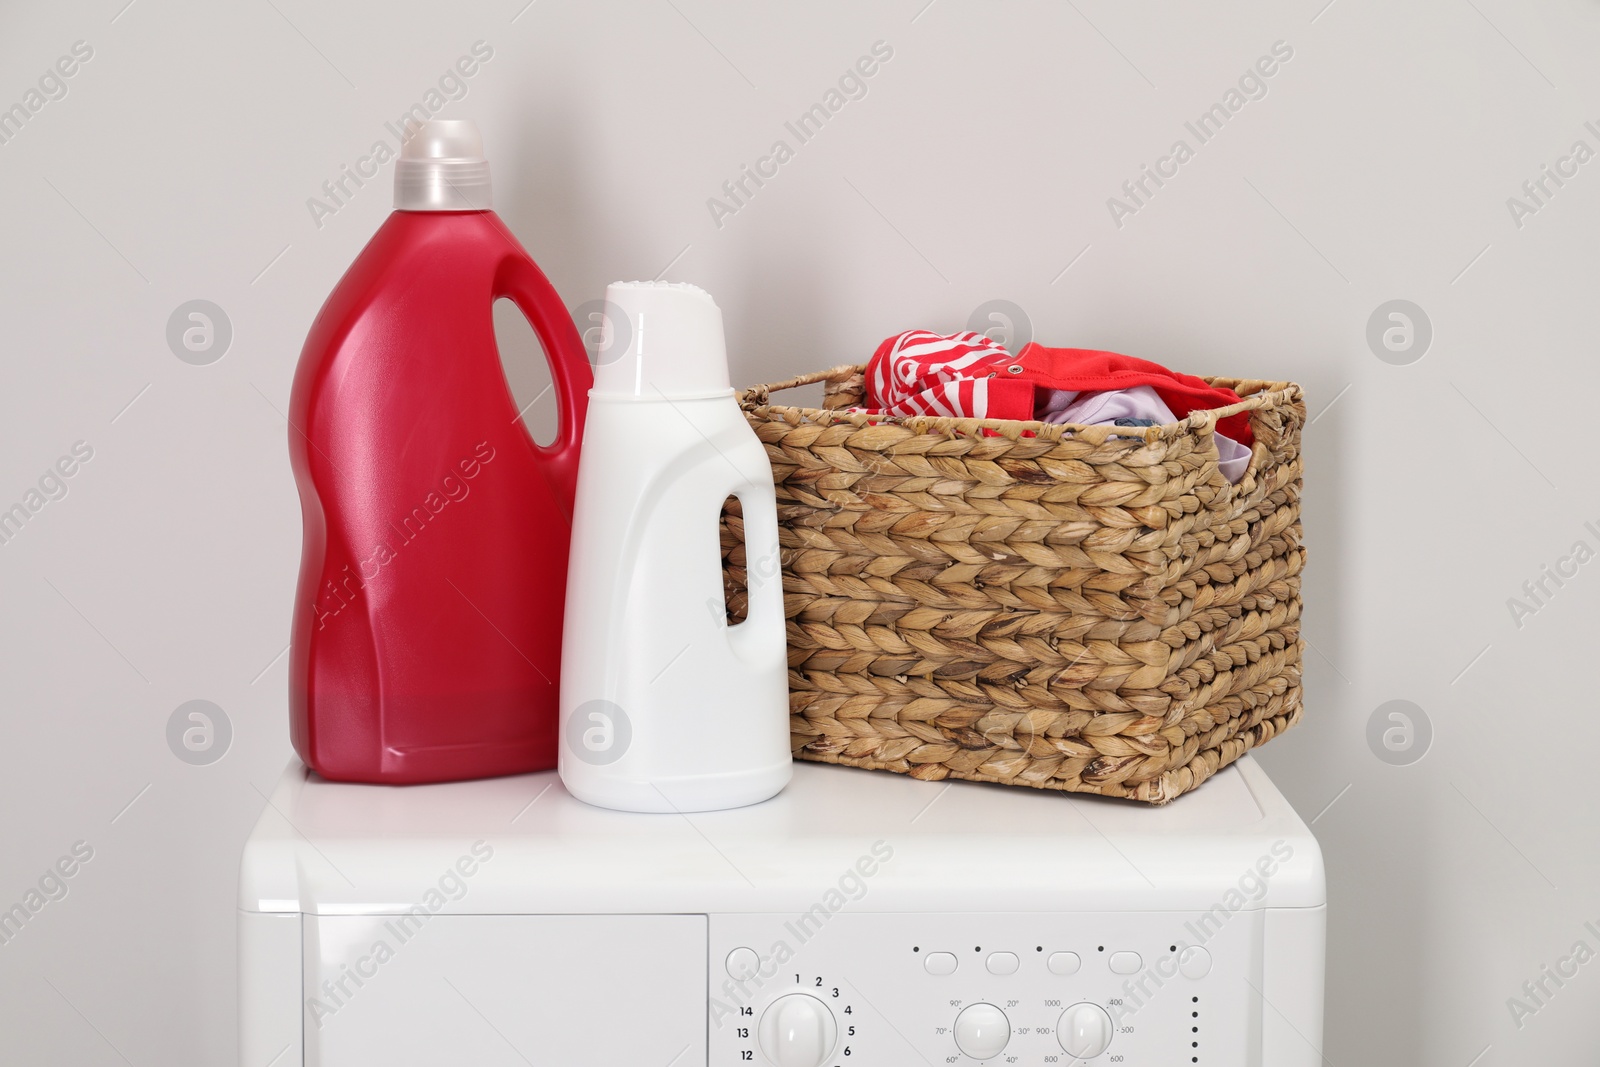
[559, 281, 792, 813]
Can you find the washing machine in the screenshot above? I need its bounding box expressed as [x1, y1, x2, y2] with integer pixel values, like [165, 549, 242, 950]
[239, 755, 1324, 1065]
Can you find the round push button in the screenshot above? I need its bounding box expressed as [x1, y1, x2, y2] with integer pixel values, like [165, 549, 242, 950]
[924, 951, 958, 975]
[1179, 945, 1212, 979]
[726, 947, 759, 980]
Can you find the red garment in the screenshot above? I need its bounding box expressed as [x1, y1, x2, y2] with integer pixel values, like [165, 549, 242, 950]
[864, 331, 1253, 446]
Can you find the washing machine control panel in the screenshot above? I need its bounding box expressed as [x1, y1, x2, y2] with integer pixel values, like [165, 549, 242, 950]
[710, 912, 1258, 1065]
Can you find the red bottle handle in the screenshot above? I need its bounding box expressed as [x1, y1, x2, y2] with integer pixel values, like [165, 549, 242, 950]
[493, 250, 593, 504]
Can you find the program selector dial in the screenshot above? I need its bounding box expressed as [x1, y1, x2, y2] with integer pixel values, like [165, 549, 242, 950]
[953, 1002, 1010, 1060]
[1057, 1002, 1114, 1059]
[758, 993, 838, 1067]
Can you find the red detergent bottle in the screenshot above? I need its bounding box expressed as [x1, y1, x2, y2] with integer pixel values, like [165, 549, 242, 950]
[288, 119, 591, 784]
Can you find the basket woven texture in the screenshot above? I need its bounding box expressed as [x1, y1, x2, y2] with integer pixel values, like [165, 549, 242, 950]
[720, 364, 1306, 804]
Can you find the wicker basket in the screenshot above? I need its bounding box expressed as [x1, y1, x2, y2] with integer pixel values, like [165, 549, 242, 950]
[719, 364, 1306, 804]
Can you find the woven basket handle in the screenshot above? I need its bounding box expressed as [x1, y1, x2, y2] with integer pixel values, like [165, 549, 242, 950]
[740, 364, 861, 411]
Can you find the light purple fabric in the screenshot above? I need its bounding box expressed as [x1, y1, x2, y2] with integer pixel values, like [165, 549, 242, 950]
[1211, 432, 1251, 484]
[1042, 384, 1169, 427]
[1038, 384, 1250, 484]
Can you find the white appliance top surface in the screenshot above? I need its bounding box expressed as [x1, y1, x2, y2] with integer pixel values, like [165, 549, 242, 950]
[240, 757, 1324, 914]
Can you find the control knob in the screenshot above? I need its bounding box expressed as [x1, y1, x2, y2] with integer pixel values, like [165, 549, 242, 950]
[1057, 1002, 1114, 1059]
[758, 993, 838, 1067]
[953, 1002, 1010, 1060]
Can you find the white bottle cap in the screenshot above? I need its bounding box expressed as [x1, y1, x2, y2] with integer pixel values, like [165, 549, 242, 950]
[594, 281, 732, 400]
[394, 119, 492, 211]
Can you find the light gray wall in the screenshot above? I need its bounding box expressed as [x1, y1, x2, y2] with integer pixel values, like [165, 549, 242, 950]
[1, 0, 1595, 1062]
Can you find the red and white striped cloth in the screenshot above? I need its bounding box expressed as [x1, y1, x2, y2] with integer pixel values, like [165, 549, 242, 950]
[864, 330, 1020, 419]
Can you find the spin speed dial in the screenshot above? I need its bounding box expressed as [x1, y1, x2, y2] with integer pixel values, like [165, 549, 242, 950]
[1057, 1002, 1114, 1059]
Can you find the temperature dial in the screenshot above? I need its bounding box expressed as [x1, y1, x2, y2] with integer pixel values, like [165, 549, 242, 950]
[953, 1002, 1010, 1060]
[758, 993, 838, 1067]
[1057, 1002, 1114, 1059]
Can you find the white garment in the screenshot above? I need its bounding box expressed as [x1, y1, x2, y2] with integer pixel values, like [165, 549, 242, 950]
[1039, 385, 1250, 484]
